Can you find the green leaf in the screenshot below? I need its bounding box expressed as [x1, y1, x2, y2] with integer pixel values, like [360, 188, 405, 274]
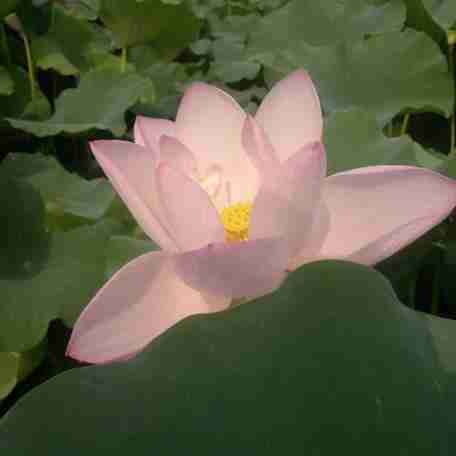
[0, 261, 454, 453]
[104, 194, 140, 234]
[57, 222, 122, 327]
[206, 13, 263, 82]
[0, 221, 120, 352]
[404, 0, 456, 40]
[248, 0, 406, 54]
[131, 60, 188, 117]
[259, 29, 453, 125]
[446, 157, 456, 179]
[190, 38, 212, 55]
[211, 39, 260, 82]
[62, 0, 100, 20]
[376, 225, 444, 305]
[150, 2, 202, 60]
[0, 353, 19, 400]
[426, 0, 456, 30]
[32, 37, 79, 75]
[0, 65, 49, 119]
[15, 340, 46, 382]
[424, 313, 456, 375]
[0, 66, 30, 117]
[414, 146, 447, 171]
[84, 50, 134, 73]
[99, 0, 200, 49]
[1, 153, 115, 222]
[0, 344, 46, 401]
[324, 108, 437, 174]
[16, 0, 51, 37]
[32, 5, 97, 75]
[0, 173, 49, 278]
[0, 66, 14, 95]
[6, 69, 155, 136]
[105, 235, 158, 279]
[440, 240, 456, 311]
[0, 0, 19, 19]
[211, 12, 260, 43]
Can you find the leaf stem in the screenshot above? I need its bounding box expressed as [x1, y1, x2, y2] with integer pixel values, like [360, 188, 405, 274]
[0, 23, 11, 66]
[400, 112, 410, 136]
[22, 32, 36, 100]
[120, 46, 127, 73]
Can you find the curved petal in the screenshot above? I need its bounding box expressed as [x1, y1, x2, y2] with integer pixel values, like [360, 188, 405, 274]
[348, 212, 450, 266]
[176, 82, 259, 202]
[159, 135, 198, 177]
[255, 69, 323, 162]
[90, 140, 177, 251]
[174, 237, 289, 299]
[242, 115, 279, 177]
[134, 116, 176, 152]
[66, 252, 230, 364]
[320, 166, 456, 260]
[157, 162, 225, 251]
[249, 142, 327, 258]
[288, 202, 331, 271]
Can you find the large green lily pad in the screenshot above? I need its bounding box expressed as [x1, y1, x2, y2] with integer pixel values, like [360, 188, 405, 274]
[0, 261, 454, 454]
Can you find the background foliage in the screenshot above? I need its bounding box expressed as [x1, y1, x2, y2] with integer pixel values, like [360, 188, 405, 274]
[1, 0, 456, 453]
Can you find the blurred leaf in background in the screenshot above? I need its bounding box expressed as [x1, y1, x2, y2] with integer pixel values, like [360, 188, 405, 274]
[7, 69, 155, 136]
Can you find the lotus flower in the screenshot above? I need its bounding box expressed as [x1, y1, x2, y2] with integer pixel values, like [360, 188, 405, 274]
[67, 70, 456, 364]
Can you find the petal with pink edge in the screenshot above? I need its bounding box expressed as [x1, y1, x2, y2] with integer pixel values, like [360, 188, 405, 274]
[91, 140, 177, 251]
[157, 162, 225, 251]
[176, 82, 259, 202]
[348, 213, 451, 266]
[255, 69, 323, 162]
[320, 166, 456, 262]
[66, 251, 230, 364]
[134, 116, 176, 152]
[174, 237, 289, 299]
[249, 142, 327, 258]
[242, 115, 279, 176]
[159, 135, 197, 177]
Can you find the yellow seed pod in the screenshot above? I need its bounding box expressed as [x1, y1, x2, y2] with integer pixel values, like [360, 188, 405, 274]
[220, 202, 252, 242]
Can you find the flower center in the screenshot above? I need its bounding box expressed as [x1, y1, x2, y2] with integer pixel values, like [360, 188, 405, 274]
[220, 202, 252, 242]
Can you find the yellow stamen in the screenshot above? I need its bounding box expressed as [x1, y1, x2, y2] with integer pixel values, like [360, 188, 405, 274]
[220, 202, 252, 242]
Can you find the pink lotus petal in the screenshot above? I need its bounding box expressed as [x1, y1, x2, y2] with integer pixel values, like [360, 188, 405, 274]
[66, 252, 230, 364]
[90, 140, 177, 251]
[288, 202, 331, 270]
[255, 69, 323, 162]
[134, 116, 176, 152]
[157, 162, 225, 251]
[249, 142, 327, 257]
[320, 166, 456, 261]
[159, 135, 198, 177]
[176, 82, 259, 202]
[174, 237, 289, 299]
[348, 212, 450, 265]
[242, 115, 279, 176]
